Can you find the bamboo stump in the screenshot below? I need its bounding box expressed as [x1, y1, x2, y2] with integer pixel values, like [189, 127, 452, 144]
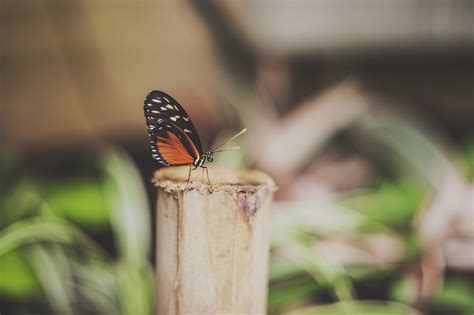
[153, 166, 275, 315]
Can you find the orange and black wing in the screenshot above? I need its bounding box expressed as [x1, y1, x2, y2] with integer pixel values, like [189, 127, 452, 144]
[144, 91, 203, 167]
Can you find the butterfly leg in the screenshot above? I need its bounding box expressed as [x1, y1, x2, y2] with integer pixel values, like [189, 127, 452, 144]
[185, 165, 192, 188]
[202, 166, 212, 188]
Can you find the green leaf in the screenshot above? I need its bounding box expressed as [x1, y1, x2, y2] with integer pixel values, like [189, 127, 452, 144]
[103, 150, 151, 264]
[27, 245, 74, 315]
[0, 216, 106, 259]
[433, 280, 474, 314]
[0, 217, 73, 256]
[390, 276, 418, 305]
[44, 178, 110, 228]
[0, 250, 40, 299]
[0, 181, 43, 228]
[72, 261, 120, 315]
[269, 278, 322, 313]
[116, 261, 155, 315]
[102, 150, 154, 314]
[274, 243, 354, 302]
[343, 180, 424, 232]
[271, 202, 363, 247]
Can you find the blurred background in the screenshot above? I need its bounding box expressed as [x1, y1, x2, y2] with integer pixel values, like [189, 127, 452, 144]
[1, 1, 473, 314]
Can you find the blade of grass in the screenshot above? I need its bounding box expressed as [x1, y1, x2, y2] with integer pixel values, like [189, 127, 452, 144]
[116, 262, 155, 315]
[278, 243, 355, 302]
[73, 261, 120, 314]
[0, 215, 107, 258]
[0, 218, 72, 256]
[27, 245, 74, 315]
[102, 150, 151, 264]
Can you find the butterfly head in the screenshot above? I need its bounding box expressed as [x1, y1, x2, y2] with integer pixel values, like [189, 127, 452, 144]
[205, 151, 214, 162]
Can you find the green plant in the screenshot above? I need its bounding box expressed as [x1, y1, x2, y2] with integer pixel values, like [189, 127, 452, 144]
[0, 150, 154, 315]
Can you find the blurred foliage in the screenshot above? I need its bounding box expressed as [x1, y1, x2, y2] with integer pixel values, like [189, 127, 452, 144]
[268, 176, 428, 313]
[343, 180, 424, 233]
[268, 180, 424, 314]
[267, 117, 474, 315]
[0, 150, 154, 314]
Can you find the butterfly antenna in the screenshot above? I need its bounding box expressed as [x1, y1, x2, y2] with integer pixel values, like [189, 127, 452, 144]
[210, 128, 247, 152]
[212, 146, 241, 154]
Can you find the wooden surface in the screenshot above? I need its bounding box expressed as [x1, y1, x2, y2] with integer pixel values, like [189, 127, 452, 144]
[153, 166, 275, 315]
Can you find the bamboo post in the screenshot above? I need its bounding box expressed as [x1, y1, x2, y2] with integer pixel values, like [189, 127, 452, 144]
[153, 166, 275, 315]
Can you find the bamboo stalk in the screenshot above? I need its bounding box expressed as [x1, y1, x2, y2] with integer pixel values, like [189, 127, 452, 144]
[153, 166, 275, 315]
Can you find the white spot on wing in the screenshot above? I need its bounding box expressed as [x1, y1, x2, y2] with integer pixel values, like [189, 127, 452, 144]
[183, 116, 190, 121]
[170, 117, 177, 122]
[184, 128, 192, 133]
[174, 105, 179, 111]
[160, 106, 167, 111]
[163, 97, 170, 102]
[166, 104, 174, 110]
[151, 99, 162, 103]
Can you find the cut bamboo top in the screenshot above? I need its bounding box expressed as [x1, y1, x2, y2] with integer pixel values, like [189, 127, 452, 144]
[153, 166, 275, 194]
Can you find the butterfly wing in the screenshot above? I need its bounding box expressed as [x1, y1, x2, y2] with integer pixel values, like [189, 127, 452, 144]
[144, 91, 203, 152]
[144, 91, 203, 166]
[147, 122, 199, 167]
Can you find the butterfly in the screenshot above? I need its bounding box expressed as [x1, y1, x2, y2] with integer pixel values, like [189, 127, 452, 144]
[144, 90, 246, 185]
